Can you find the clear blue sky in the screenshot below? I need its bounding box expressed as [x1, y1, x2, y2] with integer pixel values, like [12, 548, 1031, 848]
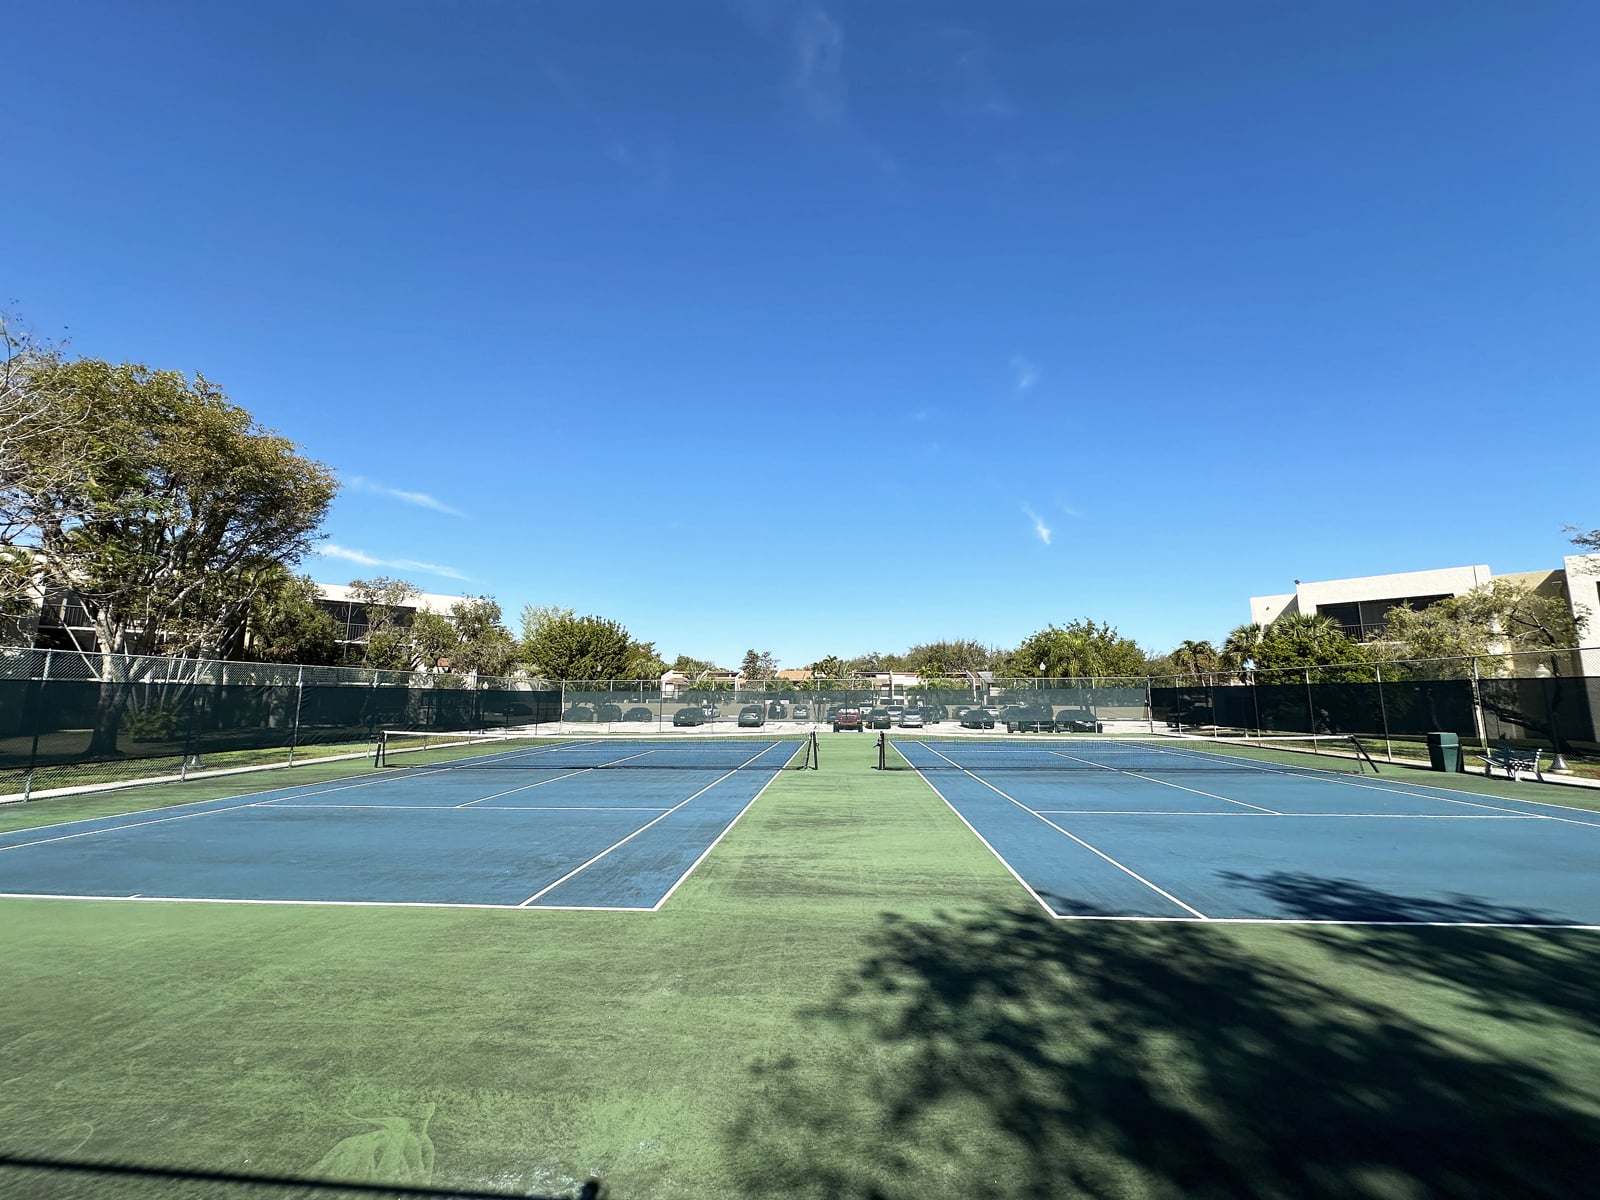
[7, 1, 1596, 669]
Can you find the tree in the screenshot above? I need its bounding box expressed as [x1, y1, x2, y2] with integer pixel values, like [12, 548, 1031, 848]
[2, 354, 337, 659]
[347, 577, 422, 670]
[408, 609, 457, 672]
[1252, 613, 1370, 681]
[448, 596, 519, 678]
[904, 640, 993, 675]
[1007, 619, 1148, 680]
[670, 654, 715, 677]
[521, 609, 658, 681]
[1219, 623, 1265, 679]
[740, 649, 777, 681]
[1567, 524, 1599, 553]
[1172, 639, 1220, 681]
[807, 655, 850, 679]
[1372, 580, 1585, 677]
[238, 569, 340, 665]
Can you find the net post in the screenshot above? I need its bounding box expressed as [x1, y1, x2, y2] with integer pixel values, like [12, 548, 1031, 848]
[875, 731, 885, 771]
[1349, 735, 1380, 774]
[373, 729, 388, 767]
[809, 730, 819, 770]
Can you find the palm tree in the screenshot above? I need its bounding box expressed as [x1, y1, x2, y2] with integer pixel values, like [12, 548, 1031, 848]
[1220, 622, 1264, 679]
[1174, 639, 1220, 683]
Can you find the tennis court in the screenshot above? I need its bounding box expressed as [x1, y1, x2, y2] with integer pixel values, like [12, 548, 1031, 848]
[0, 735, 812, 911]
[887, 735, 1600, 927]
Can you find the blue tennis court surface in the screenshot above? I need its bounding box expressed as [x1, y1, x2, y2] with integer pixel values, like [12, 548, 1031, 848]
[0, 743, 794, 910]
[897, 739, 1600, 927]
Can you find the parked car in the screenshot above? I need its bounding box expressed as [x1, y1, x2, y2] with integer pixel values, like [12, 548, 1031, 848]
[832, 707, 865, 732]
[623, 707, 654, 722]
[672, 706, 707, 727]
[865, 708, 893, 730]
[1003, 704, 1057, 733]
[738, 704, 766, 728]
[562, 705, 596, 723]
[899, 709, 925, 729]
[1054, 707, 1098, 733]
[959, 707, 995, 729]
[792, 703, 811, 720]
[595, 703, 624, 722]
[918, 704, 947, 723]
[767, 701, 788, 719]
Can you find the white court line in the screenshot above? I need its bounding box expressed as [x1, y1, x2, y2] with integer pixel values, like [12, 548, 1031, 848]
[1037, 750, 1283, 814]
[261, 803, 674, 812]
[914, 773, 1063, 920]
[1029, 810, 1542, 819]
[918, 743, 1208, 919]
[647, 769, 785, 911]
[454, 768, 594, 806]
[1288, 771, 1600, 828]
[0, 758, 506, 854]
[517, 744, 780, 907]
[0, 891, 653, 913]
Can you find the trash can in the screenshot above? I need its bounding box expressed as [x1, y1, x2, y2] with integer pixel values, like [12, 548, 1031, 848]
[1426, 731, 1461, 773]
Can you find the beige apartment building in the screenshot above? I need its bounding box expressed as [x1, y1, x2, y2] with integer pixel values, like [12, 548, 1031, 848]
[1250, 555, 1600, 676]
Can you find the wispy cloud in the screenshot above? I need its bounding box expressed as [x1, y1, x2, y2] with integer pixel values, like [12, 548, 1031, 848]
[1058, 501, 1083, 519]
[791, 8, 846, 123]
[1022, 505, 1051, 545]
[346, 476, 467, 518]
[1011, 356, 1039, 393]
[316, 544, 470, 582]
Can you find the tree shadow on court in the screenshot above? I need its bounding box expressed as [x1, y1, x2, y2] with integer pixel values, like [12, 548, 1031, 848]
[1224, 869, 1600, 1035]
[724, 902, 1600, 1199]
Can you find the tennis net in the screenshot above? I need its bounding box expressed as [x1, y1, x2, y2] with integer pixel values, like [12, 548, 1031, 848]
[377, 730, 816, 771]
[878, 733, 1375, 774]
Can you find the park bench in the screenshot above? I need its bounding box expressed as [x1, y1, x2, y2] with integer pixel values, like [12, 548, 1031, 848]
[1478, 745, 1543, 782]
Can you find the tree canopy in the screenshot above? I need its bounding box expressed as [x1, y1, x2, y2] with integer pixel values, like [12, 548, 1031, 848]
[521, 607, 661, 681]
[2, 351, 337, 658]
[1252, 613, 1370, 680]
[1007, 619, 1148, 679]
[1371, 580, 1585, 677]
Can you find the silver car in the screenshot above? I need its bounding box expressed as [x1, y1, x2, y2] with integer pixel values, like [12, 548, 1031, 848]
[898, 708, 925, 729]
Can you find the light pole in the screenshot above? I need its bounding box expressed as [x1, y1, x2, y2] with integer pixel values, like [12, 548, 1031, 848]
[1533, 664, 1571, 772]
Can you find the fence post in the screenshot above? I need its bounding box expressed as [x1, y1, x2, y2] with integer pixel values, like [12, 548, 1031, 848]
[1144, 676, 1154, 733]
[289, 666, 305, 766]
[1375, 662, 1393, 762]
[1304, 667, 1318, 739]
[1468, 655, 1488, 751]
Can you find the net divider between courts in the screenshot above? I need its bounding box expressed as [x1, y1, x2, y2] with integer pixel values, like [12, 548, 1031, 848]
[376, 729, 817, 771]
[876, 732, 1376, 775]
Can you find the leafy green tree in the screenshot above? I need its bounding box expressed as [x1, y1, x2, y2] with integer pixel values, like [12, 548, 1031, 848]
[670, 654, 715, 677]
[1008, 619, 1148, 680]
[348, 577, 421, 670]
[521, 609, 658, 681]
[1567, 524, 1599, 553]
[449, 596, 519, 677]
[238, 569, 340, 665]
[1372, 580, 1585, 678]
[1253, 613, 1370, 682]
[3, 354, 337, 660]
[904, 639, 993, 674]
[409, 609, 457, 672]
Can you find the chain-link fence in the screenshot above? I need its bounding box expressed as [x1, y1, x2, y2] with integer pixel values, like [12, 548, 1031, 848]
[0, 647, 560, 799]
[5, 647, 1597, 798]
